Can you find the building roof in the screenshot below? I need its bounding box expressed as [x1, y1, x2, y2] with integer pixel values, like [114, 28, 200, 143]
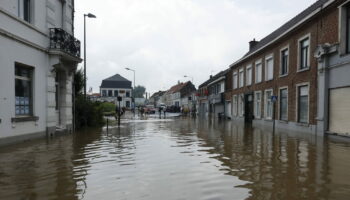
[230, 0, 331, 67]
[167, 82, 186, 94]
[199, 69, 229, 88]
[100, 74, 132, 89]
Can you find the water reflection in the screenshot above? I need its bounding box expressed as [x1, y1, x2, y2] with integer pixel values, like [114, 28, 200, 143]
[0, 118, 349, 200]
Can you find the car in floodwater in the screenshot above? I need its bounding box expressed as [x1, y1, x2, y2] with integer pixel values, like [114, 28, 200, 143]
[145, 105, 156, 114]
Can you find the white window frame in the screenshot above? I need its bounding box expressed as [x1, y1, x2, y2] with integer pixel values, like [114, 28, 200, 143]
[297, 33, 311, 72]
[255, 59, 262, 84]
[232, 95, 238, 117]
[279, 86, 288, 121]
[295, 82, 310, 124]
[264, 89, 273, 120]
[279, 45, 289, 77]
[233, 71, 238, 89]
[265, 54, 274, 81]
[246, 64, 252, 86]
[238, 94, 244, 117]
[254, 91, 262, 119]
[239, 68, 244, 88]
[18, 0, 32, 23]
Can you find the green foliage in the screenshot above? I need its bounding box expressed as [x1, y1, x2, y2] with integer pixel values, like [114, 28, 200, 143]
[133, 85, 146, 98]
[74, 68, 84, 96]
[74, 96, 104, 129]
[99, 102, 116, 114]
[73, 69, 104, 129]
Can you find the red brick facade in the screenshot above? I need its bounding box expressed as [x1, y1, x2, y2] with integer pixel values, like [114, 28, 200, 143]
[225, 1, 342, 125]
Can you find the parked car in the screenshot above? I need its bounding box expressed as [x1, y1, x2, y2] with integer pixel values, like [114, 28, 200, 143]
[145, 105, 156, 114]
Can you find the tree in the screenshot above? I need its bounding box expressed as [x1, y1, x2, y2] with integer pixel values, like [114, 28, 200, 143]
[133, 85, 146, 98]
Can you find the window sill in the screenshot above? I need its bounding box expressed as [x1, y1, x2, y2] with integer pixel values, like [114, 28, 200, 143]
[11, 116, 39, 123]
[296, 122, 309, 127]
[297, 67, 310, 73]
[279, 74, 288, 78]
[278, 120, 288, 124]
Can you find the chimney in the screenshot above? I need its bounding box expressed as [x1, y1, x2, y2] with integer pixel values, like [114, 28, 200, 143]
[210, 75, 213, 79]
[249, 39, 259, 51]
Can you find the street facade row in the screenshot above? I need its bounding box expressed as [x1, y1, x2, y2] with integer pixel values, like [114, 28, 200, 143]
[198, 0, 350, 137]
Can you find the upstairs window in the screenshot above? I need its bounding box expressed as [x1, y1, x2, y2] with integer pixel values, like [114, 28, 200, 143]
[15, 63, 33, 116]
[233, 72, 238, 89]
[280, 48, 289, 76]
[246, 65, 252, 86]
[265, 55, 274, 81]
[299, 36, 310, 70]
[18, 0, 31, 23]
[239, 68, 244, 88]
[126, 91, 130, 97]
[255, 61, 262, 83]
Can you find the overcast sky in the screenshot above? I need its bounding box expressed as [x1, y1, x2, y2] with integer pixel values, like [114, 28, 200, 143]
[74, 0, 316, 94]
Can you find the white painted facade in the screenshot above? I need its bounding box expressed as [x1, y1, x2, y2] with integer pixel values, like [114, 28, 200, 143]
[100, 87, 132, 108]
[0, 0, 81, 144]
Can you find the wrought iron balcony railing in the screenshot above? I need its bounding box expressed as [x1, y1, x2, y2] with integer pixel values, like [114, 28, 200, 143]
[49, 28, 81, 58]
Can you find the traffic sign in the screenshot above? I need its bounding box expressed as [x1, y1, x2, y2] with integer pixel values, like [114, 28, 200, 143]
[271, 95, 278, 102]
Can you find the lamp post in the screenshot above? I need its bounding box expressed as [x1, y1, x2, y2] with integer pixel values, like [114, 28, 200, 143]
[125, 67, 135, 117]
[83, 13, 96, 99]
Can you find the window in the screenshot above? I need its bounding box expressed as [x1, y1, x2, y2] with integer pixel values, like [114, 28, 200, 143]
[126, 91, 130, 97]
[233, 71, 238, 89]
[55, 73, 59, 110]
[255, 61, 262, 83]
[280, 48, 289, 75]
[18, 0, 31, 23]
[299, 37, 310, 70]
[108, 90, 113, 97]
[297, 85, 309, 123]
[238, 94, 244, 117]
[346, 4, 350, 53]
[15, 64, 33, 116]
[114, 90, 119, 97]
[280, 88, 288, 121]
[265, 55, 274, 81]
[126, 101, 130, 108]
[264, 90, 273, 119]
[239, 68, 244, 88]
[102, 90, 107, 97]
[232, 95, 238, 117]
[246, 65, 252, 86]
[254, 91, 261, 119]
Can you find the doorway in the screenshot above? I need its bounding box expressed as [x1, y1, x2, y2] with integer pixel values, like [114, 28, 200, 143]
[245, 93, 254, 123]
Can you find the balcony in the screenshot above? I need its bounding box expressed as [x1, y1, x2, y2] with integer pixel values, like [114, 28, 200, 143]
[49, 28, 81, 58]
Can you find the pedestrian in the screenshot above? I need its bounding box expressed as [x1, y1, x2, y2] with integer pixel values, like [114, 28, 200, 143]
[158, 106, 162, 118]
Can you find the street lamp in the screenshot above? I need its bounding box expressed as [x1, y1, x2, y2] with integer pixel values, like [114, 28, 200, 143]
[125, 67, 136, 116]
[184, 75, 194, 83]
[83, 13, 96, 99]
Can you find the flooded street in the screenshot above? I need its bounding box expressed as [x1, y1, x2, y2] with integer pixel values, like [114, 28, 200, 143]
[1, 118, 350, 200]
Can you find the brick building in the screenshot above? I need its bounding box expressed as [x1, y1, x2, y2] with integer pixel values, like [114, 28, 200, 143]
[225, 0, 349, 135]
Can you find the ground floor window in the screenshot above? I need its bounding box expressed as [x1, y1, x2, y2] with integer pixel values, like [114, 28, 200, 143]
[114, 90, 118, 97]
[265, 89, 273, 119]
[108, 90, 113, 97]
[15, 63, 33, 116]
[126, 101, 130, 108]
[297, 85, 309, 123]
[102, 90, 107, 97]
[232, 95, 237, 116]
[254, 91, 261, 119]
[238, 94, 244, 117]
[280, 88, 288, 121]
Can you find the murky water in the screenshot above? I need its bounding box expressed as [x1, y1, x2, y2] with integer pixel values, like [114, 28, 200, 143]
[1, 118, 350, 200]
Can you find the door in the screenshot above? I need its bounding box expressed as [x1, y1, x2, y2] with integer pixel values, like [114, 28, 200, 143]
[245, 93, 254, 123]
[329, 87, 350, 135]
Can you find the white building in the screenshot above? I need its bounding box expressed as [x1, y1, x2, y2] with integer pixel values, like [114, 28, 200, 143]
[0, 0, 81, 144]
[99, 74, 133, 108]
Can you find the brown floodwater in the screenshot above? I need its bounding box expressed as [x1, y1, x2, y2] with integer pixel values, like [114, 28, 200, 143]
[1, 118, 350, 200]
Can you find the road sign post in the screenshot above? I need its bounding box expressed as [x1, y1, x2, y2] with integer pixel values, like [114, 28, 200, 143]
[117, 96, 122, 126]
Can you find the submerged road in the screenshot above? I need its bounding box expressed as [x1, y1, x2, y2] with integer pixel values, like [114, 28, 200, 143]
[1, 117, 350, 200]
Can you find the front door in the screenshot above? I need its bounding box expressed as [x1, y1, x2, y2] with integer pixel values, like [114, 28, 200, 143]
[245, 93, 254, 123]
